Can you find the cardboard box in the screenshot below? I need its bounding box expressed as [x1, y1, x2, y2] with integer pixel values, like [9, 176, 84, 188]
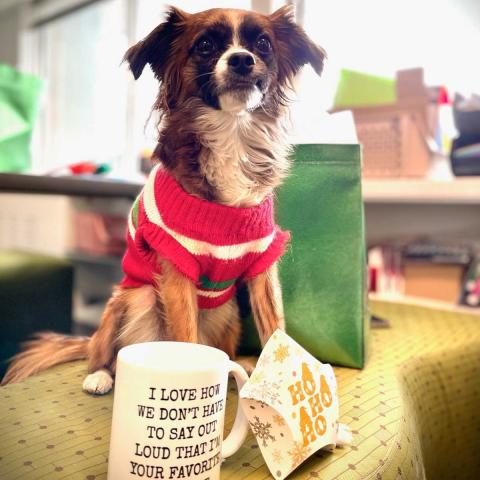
[334, 68, 433, 178]
[404, 262, 466, 302]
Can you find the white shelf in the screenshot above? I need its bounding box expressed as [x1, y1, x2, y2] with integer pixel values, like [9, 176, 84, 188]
[362, 177, 480, 204]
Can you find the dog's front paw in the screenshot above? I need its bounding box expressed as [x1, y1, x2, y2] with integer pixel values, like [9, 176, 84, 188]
[82, 369, 113, 395]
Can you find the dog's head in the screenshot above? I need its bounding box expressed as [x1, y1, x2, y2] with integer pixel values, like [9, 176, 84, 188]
[124, 5, 325, 115]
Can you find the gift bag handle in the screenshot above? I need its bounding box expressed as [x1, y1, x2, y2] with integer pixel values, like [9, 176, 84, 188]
[221, 361, 249, 458]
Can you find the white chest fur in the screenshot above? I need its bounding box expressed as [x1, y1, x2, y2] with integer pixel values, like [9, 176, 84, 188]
[195, 107, 290, 207]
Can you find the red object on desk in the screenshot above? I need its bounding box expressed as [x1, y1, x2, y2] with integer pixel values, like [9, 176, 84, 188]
[69, 162, 98, 175]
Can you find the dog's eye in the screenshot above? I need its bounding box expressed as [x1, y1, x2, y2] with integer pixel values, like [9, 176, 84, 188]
[255, 36, 272, 54]
[196, 37, 215, 56]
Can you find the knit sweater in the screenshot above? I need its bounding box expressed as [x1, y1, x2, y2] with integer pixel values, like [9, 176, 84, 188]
[121, 164, 289, 309]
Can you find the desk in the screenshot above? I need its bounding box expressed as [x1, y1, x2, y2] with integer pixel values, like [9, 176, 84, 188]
[1, 299, 480, 479]
[0, 173, 142, 200]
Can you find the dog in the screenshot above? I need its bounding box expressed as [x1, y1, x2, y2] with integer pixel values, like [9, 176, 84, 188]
[2, 5, 325, 394]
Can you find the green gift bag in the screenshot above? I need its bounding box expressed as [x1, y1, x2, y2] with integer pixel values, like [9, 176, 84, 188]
[240, 143, 369, 368]
[0, 64, 43, 172]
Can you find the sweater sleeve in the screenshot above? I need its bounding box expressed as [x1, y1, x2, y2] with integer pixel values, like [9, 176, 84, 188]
[120, 194, 156, 288]
[243, 228, 290, 280]
[120, 231, 156, 288]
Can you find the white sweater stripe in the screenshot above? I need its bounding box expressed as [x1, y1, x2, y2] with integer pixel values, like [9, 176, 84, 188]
[142, 165, 274, 260]
[128, 210, 136, 240]
[197, 286, 233, 298]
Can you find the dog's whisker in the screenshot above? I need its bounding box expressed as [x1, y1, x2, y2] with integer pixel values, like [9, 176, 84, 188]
[193, 71, 216, 81]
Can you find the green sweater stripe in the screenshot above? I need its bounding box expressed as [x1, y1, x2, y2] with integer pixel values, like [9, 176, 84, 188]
[131, 196, 140, 229]
[200, 275, 237, 290]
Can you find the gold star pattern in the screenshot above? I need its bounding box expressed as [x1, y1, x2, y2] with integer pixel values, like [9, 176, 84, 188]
[272, 414, 286, 427]
[274, 344, 290, 363]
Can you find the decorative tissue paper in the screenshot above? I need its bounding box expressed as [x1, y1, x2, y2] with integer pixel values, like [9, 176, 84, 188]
[240, 329, 350, 479]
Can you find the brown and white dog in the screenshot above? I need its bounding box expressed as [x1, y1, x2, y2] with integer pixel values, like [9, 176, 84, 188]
[2, 5, 325, 393]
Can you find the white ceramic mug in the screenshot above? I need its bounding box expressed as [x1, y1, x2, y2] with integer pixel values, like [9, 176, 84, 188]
[107, 342, 250, 480]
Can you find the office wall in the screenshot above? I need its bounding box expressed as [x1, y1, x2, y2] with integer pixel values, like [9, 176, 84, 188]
[0, 5, 20, 67]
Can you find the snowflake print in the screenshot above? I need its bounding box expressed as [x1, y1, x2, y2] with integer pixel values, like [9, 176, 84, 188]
[273, 344, 290, 363]
[272, 449, 282, 463]
[247, 380, 282, 405]
[272, 414, 286, 427]
[249, 398, 268, 409]
[288, 441, 311, 468]
[250, 416, 276, 447]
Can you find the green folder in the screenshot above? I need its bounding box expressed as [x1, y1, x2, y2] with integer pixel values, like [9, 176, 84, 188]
[333, 69, 396, 109]
[0, 64, 43, 172]
[240, 144, 369, 368]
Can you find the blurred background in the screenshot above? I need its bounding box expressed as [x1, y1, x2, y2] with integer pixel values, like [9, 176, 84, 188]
[0, 0, 479, 355]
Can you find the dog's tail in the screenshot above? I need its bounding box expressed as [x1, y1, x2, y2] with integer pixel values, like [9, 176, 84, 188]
[1, 333, 90, 385]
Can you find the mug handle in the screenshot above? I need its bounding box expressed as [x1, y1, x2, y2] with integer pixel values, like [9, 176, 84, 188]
[221, 360, 250, 459]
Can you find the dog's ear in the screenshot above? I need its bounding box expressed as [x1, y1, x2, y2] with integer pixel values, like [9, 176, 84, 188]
[270, 5, 326, 81]
[123, 6, 189, 80]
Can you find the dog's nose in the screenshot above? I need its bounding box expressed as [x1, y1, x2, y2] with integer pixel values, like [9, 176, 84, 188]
[227, 52, 255, 76]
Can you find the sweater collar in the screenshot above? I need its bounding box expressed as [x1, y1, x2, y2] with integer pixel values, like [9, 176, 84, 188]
[144, 165, 276, 244]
